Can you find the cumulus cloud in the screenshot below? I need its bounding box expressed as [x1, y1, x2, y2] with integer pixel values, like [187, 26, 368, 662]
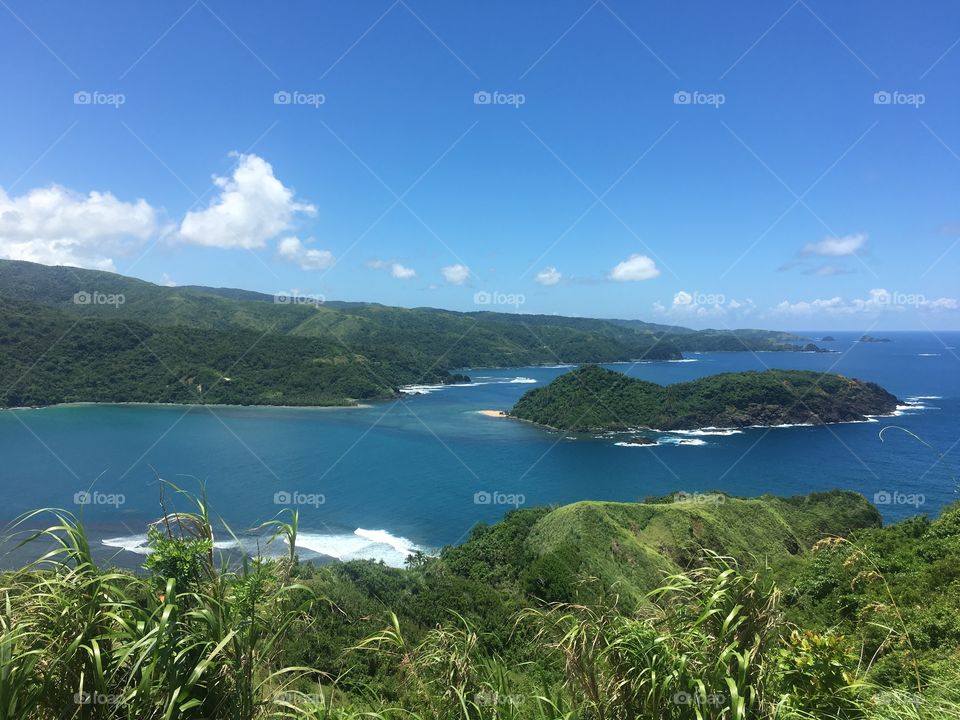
[367, 259, 416, 279]
[609, 254, 660, 281]
[441, 263, 470, 285]
[803, 233, 866, 257]
[535, 266, 562, 286]
[0, 185, 160, 270]
[775, 288, 958, 315]
[390, 263, 416, 279]
[159, 273, 176, 287]
[277, 236, 334, 270]
[653, 289, 754, 319]
[179, 153, 316, 249]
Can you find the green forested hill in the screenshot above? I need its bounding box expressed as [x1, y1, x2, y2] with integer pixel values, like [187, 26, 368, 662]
[5, 488, 959, 718]
[510, 364, 899, 431]
[0, 259, 820, 408]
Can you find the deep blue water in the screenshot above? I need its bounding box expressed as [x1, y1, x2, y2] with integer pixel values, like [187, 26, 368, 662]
[1, 330, 957, 567]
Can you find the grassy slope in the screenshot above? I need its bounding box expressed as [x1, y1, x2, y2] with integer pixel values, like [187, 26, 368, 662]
[510, 364, 899, 431]
[519, 491, 882, 606]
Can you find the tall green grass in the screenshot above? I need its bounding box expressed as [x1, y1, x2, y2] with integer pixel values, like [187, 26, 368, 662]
[1, 495, 958, 719]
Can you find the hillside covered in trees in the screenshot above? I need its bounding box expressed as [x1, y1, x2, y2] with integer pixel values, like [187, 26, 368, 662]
[510, 365, 899, 431]
[0, 260, 821, 408]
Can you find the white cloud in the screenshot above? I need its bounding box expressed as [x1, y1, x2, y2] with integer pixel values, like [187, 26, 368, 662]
[159, 273, 176, 287]
[609, 254, 660, 281]
[441, 263, 470, 285]
[0, 184, 160, 270]
[179, 153, 315, 249]
[803, 233, 866, 257]
[368, 259, 416, 279]
[535, 266, 562, 286]
[277, 236, 334, 271]
[924, 297, 959, 311]
[654, 290, 754, 319]
[390, 262, 416, 279]
[774, 288, 959, 315]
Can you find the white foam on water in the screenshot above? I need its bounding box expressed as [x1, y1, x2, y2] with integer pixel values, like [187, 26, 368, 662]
[102, 527, 423, 568]
[897, 401, 937, 412]
[614, 437, 708, 448]
[668, 358, 698, 363]
[401, 376, 537, 395]
[102, 534, 152, 555]
[294, 528, 425, 568]
[668, 427, 743, 437]
[918, 353, 940, 357]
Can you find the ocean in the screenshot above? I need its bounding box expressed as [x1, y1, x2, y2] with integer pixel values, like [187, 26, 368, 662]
[1, 330, 956, 568]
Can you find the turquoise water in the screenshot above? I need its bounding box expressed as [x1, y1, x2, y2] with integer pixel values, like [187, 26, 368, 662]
[1, 331, 957, 568]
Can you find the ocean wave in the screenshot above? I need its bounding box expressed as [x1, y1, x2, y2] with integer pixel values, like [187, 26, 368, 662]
[102, 534, 152, 555]
[896, 402, 938, 413]
[614, 437, 708, 448]
[295, 528, 424, 567]
[400, 376, 537, 395]
[918, 353, 940, 357]
[103, 527, 424, 568]
[668, 427, 743, 437]
[668, 358, 698, 363]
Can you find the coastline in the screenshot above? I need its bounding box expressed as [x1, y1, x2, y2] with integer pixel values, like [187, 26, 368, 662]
[2, 400, 375, 412]
[514, 406, 920, 437]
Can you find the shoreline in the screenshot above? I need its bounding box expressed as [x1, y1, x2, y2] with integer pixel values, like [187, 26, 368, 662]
[516, 406, 918, 437]
[2, 400, 375, 412]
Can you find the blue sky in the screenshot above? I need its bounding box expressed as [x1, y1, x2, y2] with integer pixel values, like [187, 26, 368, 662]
[1, 0, 958, 330]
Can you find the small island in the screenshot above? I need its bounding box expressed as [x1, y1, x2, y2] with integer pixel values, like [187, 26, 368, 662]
[509, 365, 898, 432]
[821, 336, 836, 342]
[859, 335, 891, 343]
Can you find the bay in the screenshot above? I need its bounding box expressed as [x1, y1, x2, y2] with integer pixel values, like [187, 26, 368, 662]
[1, 330, 956, 568]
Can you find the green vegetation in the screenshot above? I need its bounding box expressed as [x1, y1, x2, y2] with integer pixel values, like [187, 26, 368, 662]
[3, 487, 959, 718]
[510, 365, 899, 431]
[0, 260, 821, 408]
